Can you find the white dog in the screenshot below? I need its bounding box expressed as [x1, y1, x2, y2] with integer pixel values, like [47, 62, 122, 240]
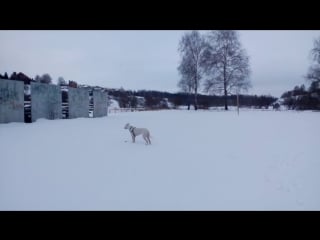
[124, 123, 151, 145]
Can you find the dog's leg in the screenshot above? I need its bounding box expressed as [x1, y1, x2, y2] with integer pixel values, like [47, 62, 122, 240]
[143, 136, 148, 145]
[146, 132, 151, 145]
[131, 134, 135, 143]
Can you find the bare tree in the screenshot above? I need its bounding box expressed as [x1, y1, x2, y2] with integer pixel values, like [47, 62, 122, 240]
[202, 30, 251, 110]
[177, 55, 194, 110]
[311, 38, 320, 63]
[177, 31, 206, 110]
[34, 75, 41, 82]
[40, 73, 52, 84]
[306, 66, 320, 82]
[306, 36, 320, 83]
[3, 72, 8, 79]
[57, 76, 67, 86]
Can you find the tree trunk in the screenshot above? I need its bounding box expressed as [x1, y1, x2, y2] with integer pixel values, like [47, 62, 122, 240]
[224, 92, 228, 110]
[194, 93, 198, 110]
[187, 91, 191, 110]
[237, 93, 239, 115]
[194, 75, 198, 111]
[223, 65, 228, 110]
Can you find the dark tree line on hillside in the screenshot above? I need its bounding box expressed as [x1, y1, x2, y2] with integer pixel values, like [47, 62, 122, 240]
[281, 84, 320, 110]
[0, 72, 34, 84]
[280, 36, 320, 110]
[107, 88, 277, 109]
[0, 71, 79, 87]
[0, 71, 53, 84]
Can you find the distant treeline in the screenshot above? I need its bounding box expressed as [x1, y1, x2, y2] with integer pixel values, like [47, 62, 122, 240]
[108, 89, 278, 109]
[0, 71, 78, 87]
[281, 83, 320, 110]
[0, 71, 34, 83]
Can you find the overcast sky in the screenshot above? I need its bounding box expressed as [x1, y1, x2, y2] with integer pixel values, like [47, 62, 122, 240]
[1, 30, 319, 97]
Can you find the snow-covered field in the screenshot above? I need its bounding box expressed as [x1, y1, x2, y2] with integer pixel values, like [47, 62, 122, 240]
[1, 109, 319, 210]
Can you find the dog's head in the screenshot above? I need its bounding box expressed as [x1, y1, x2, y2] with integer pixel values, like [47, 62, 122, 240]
[124, 123, 130, 129]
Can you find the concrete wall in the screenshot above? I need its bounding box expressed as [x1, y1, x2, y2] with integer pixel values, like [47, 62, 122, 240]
[0, 79, 24, 123]
[1, 80, 109, 123]
[68, 87, 89, 119]
[31, 82, 62, 122]
[93, 91, 108, 118]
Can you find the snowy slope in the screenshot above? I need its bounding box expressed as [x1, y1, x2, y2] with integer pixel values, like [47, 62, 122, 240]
[1, 109, 319, 210]
[108, 98, 120, 109]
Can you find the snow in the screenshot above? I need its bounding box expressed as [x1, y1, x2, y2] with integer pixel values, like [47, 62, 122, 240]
[108, 98, 120, 109]
[1, 109, 320, 210]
